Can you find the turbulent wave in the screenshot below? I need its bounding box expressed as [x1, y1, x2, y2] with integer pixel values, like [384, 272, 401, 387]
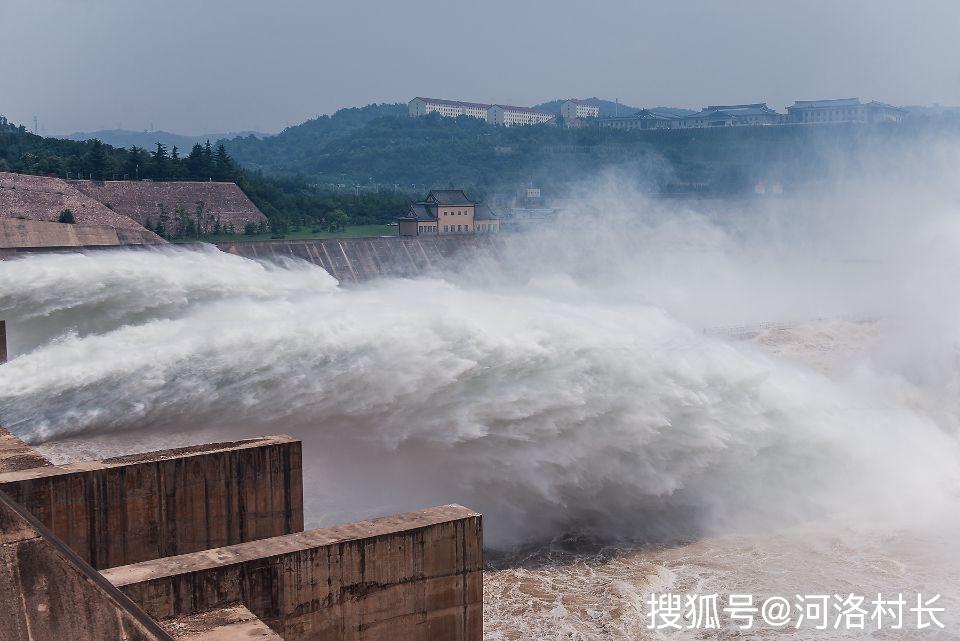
[1, 216, 958, 544]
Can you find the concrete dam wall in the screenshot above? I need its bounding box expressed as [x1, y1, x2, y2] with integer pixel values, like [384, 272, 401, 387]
[215, 235, 503, 283]
[0, 426, 483, 641]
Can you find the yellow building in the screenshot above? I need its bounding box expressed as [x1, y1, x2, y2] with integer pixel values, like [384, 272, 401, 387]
[397, 190, 500, 236]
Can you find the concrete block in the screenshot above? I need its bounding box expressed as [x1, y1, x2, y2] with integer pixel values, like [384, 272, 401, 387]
[0, 435, 303, 569]
[104, 504, 483, 641]
[0, 489, 174, 641]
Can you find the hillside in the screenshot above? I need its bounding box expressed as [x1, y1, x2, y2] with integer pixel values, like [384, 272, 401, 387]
[224, 103, 407, 175]
[222, 104, 935, 196]
[0, 117, 412, 235]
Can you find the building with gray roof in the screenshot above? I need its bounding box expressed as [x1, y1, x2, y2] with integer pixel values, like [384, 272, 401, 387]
[397, 189, 499, 236]
[680, 103, 785, 128]
[787, 98, 905, 124]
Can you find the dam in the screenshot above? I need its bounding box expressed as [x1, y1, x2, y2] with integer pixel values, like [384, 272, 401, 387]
[215, 235, 504, 283]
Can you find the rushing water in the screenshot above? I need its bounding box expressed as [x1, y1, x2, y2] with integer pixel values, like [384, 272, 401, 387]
[2, 180, 960, 638]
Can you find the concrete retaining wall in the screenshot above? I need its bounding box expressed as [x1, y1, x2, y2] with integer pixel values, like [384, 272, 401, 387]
[0, 217, 163, 250]
[0, 489, 174, 641]
[215, 235, 502, 283]
[0, 435, 303, 569]
[105, 504, 483, 641]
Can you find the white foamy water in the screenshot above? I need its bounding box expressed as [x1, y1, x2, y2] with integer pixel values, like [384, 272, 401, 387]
[2, 175, 960, 638]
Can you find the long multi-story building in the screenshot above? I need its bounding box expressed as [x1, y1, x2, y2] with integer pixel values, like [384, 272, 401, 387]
[487, 104, 554, 127]
[408, 97, 554, 127]
[560, 99, 600, 120]
[408, 97, 491, 120]
[786, 98, 904, 124]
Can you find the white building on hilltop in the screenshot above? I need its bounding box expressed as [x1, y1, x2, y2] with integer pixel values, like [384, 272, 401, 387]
[487, 104, 554, 127]
[409, 97, 554, 127]
[408, 97, 491, 120]
[787, 98, 904, 124]
[560, 100, 600, 120]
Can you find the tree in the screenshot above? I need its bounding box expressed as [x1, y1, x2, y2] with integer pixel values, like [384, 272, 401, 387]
[125, 146, 147, 180]
[202, 140, 214, 179]
[151, 142, 169, 180]
[86, 139, 108, 180]
[186, 143, 205, 180]
[244, 221, 257, 235]
[194, 201, 205, 237]
[327, 208, 348, 232]
[214, 144, 233, 180]
[58, 209, 75, 224]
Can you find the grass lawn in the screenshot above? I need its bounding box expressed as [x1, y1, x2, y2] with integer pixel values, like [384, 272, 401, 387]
[172, 224, 397, 244]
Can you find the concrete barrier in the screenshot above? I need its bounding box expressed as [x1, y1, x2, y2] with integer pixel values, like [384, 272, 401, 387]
[0, 435, 303, 569]
[0, 217, 163, 250]
[104, 504, 483, 641]
[0, 488, 175, 641]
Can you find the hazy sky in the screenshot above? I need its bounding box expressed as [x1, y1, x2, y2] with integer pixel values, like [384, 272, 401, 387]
[3, 0, 959, 135]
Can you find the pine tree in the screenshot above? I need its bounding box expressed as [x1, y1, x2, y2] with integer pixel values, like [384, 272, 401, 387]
[202, 140, 214, 180]
[151, 142, 169, 180]
[214, 144, 233, 180]
[86, 139, 108, 180]
[186, 143, 205, 180]
[125, 146, 146, 180]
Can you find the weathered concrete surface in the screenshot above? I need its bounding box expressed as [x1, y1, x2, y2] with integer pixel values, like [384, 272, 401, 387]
[0, 217, 162, 250]
[104, 504, 483, 641]
[0, 426, 50, 473]
[0, 435, 303, 569]
[0, 171, 158, 232]
[72, 179, 268, 233]
[161, 604, 283, 640]
[216, 235, 502, 283]
[0, 489, 174, 641]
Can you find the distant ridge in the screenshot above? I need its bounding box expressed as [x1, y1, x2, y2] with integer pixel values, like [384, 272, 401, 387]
[58, 129, 269, 151]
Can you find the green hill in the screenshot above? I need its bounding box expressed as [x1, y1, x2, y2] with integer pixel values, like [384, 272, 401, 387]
[224, 103, 407, 175]
[222, 104, 932, 196]
[0, 116, 411, 236]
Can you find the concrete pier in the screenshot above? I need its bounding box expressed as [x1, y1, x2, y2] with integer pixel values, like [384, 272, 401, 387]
[0, 435, 303, 570]
[0, 488, 174, 641]
[0, 426, 484, 641]
[105, 504, 483, 641]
